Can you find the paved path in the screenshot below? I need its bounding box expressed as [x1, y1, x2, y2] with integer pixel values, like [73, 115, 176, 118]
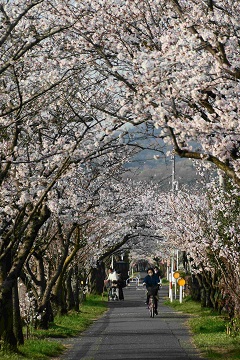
[56, 282, 208, 360]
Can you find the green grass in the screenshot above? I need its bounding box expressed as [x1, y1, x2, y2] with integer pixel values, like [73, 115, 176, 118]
[161, 277, 169, 285]
[0, 294, 107, 360]
[3, 292, 240, 360]
[165, 295, 240, 359]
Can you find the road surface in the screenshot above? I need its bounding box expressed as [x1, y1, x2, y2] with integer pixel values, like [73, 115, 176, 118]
[55, 278, 208, 360]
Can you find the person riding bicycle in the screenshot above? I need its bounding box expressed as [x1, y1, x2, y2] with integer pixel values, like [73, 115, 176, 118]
[107, 268, 119, 282]
[106, 268, 119, 299]
[154, 266, 162, 286]
[143, 267, 160, 315]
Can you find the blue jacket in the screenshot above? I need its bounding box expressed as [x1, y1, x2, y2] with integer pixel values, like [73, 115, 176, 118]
[143, 274, 159, 287]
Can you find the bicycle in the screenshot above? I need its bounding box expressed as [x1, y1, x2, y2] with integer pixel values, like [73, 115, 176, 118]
[146, 286, 159, 318]
[107, 281, 119, 301]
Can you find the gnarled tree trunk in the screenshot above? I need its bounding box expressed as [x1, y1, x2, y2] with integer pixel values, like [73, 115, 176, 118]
[88, 261, 105, 295]
[0, 204, 50, 350]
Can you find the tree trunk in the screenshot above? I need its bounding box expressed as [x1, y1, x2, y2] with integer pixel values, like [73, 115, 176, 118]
[72, 265, 80, 311]
[52, 277, 68, 315]
[0, 288, 17, 351]
[66, 268, 75, 311]
[205, 287, 211, 307]
[0, 204, 50, 350]
[0, 251, 18, 351]
[37, 300, 54, 330]
[200, 287, 206, 308]
[188, 275, 201, 301]
[89, 261, 105, 295]
[12, 279, 24, 345]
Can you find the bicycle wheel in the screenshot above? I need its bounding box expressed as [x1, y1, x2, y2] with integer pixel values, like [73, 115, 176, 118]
[108, 288, 113, 301]
[151, 306, 155, 318]
[151, 301, 155, 318]
[149, 297, 155, 318]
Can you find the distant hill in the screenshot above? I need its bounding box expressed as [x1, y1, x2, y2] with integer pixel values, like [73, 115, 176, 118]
[121, 124, 208, 190]
[123, 148, 202, 191]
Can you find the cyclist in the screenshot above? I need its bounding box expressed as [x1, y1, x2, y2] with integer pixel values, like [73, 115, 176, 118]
[154, 266, 162, 286]
[106, 268, 119, 299]
[107, 268, 119, 282]
[143, 267, 160, 315]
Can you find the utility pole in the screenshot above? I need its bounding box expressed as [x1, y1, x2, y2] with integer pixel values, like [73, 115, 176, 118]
[171, 153, 179, 300]
[171, 153, 178, 192]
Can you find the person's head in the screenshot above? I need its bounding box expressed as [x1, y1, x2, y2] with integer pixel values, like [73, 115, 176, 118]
[108, 268, 113, 273]
[147, 268, 154, 276]
[154, 266, 159, 273]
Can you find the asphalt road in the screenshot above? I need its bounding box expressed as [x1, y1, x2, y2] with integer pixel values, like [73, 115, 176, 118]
[56, 279, 208, 360]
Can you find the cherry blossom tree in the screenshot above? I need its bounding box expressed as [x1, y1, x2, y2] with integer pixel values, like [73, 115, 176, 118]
[0, 114, 137, 341]
[17, 174, 166, 331]
[0, 0, 136, 348]
[1, 0, 240, 351]
[147, 175, 240, 318]
[72, 0, 240, 186]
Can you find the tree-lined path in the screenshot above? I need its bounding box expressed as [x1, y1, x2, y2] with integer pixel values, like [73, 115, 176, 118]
[1, 0, 240, 352]
[56, 280, 207, 360]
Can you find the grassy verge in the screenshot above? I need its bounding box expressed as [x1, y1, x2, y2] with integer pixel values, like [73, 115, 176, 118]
[161, 277, 169, 285]
[0, 295, 107, 360]
[165, 295, 240, 359]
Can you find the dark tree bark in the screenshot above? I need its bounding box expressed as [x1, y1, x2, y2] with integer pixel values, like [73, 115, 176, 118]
[66, 268, 75, 311]
[186, 274, 201, 301]
[12, 279, 24, 345]
[0, 204, 51, 349]
[0, 251, 18, 351]
[53, 277, 68, 315]
[37, 300, 54, 329]
[72, 265, 81, 311]
[89, 261, 105, 295]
